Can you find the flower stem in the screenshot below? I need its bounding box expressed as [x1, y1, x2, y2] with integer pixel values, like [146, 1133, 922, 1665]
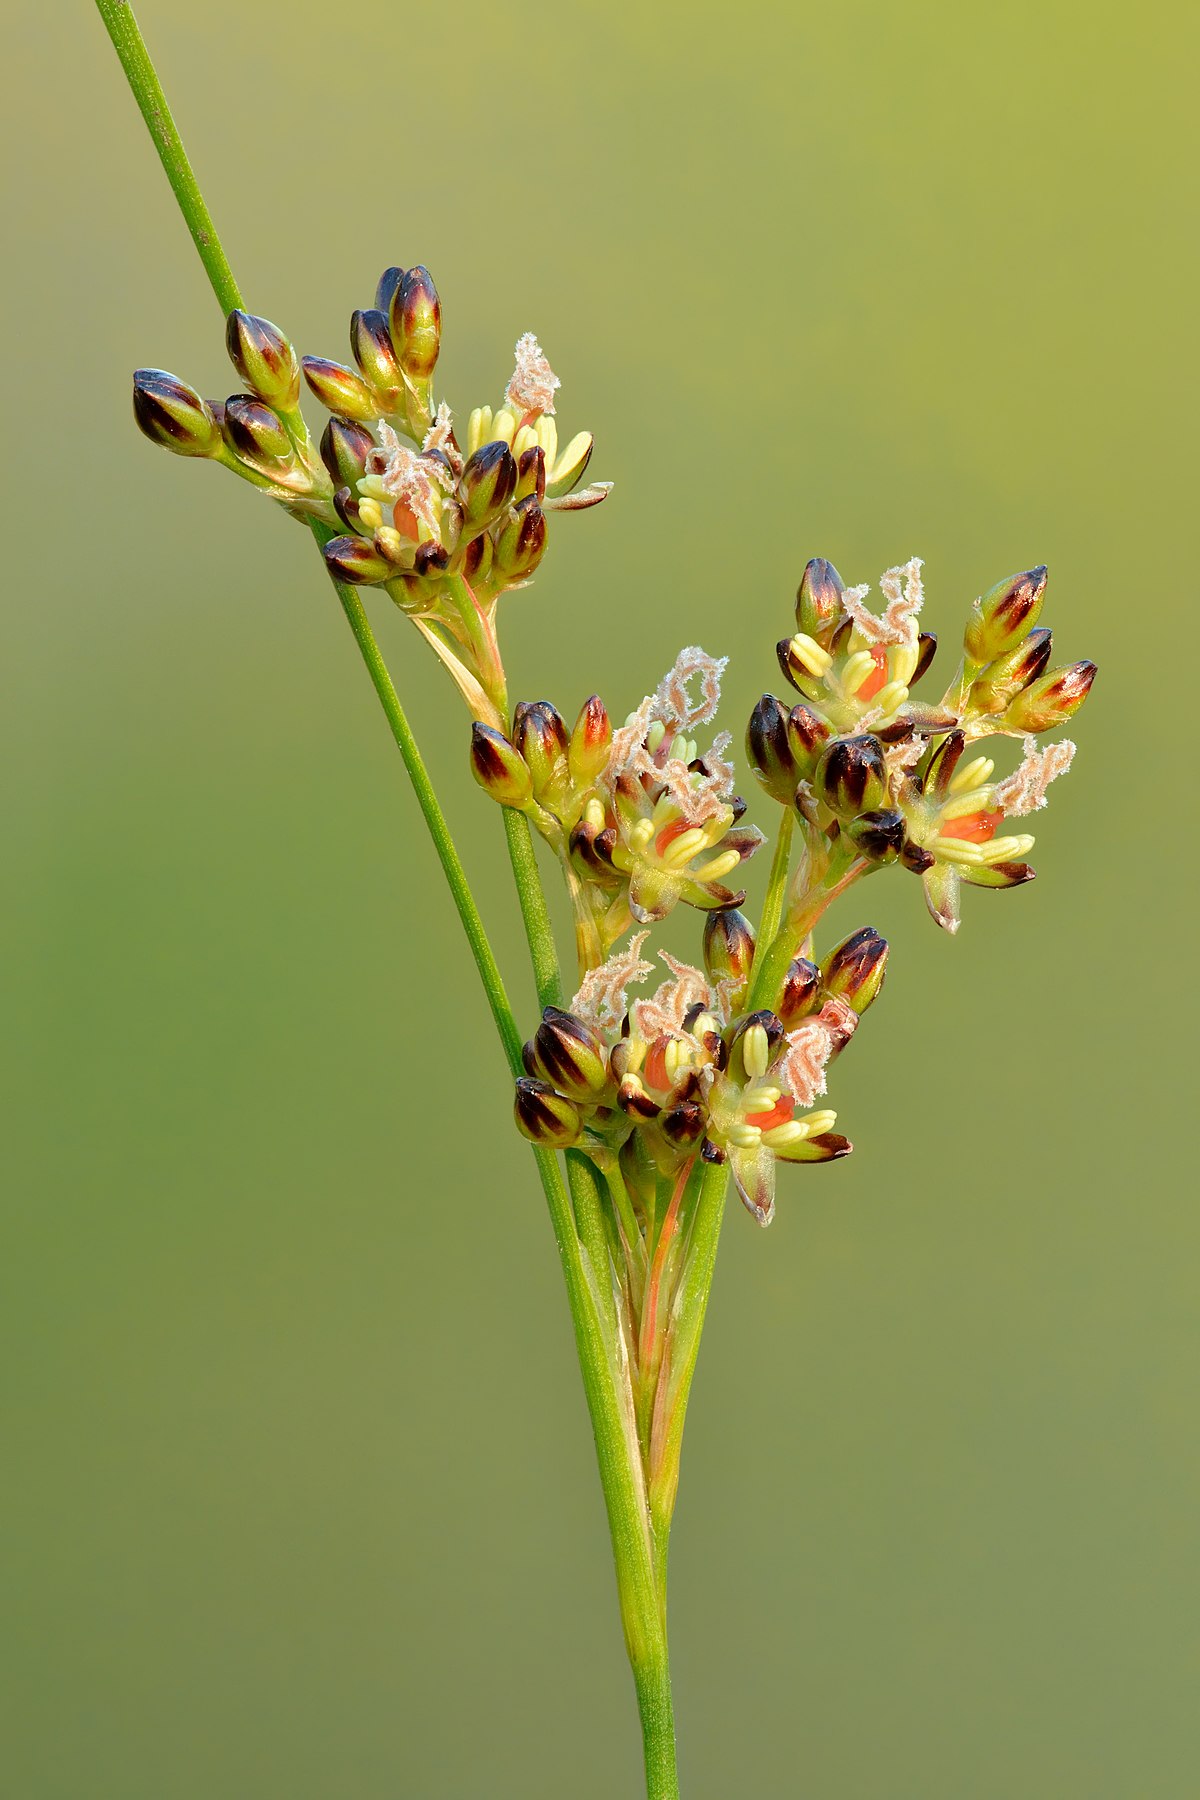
[501, 807, 564, 1010]
[753, 806, 795, 981]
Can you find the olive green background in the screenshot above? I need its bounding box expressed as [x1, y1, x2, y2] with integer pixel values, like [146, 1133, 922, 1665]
[4, 2, 1194, 1795]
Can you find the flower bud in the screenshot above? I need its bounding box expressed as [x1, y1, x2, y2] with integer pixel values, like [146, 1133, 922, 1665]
[847, 807, 906, 864]
[821, 926, 889, 1014]
[746, 695, 799, 804]
[350, 308, 405, 410]
[795, 557, 846, 643]
[301, 355, 382, 423]
[1003, 661, 1096, 733]
[515, 444, 547, 503]
[469, 723, 534, 808]
[514, 1077, 582, 1148]
[967, 627, 1054, 716]
[461, 440, 518, 527]
[814, 734, 890, 818]
[320, 416, 375, 489]
[703, 908, 756, 991]
[322, 533, 394, 585]
[375, 265, 406, 314]
[224, 310, 301, 413]
[533, 1007, 610, 1100]
[964, 566, 1048, 665]
[662, 1100, 707, 1149]
[493, 496, 547, 582]
[390, 265, 441, 381]
[132, 369, 222, 458]
[568, 695, 612, 789]
[776, 953, 822, 1027]
[513, 701, 569, 804]
[221, 395, 295, 475]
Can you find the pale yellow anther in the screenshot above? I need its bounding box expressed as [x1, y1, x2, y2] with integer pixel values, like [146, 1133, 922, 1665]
[980, 833, 1035, 864]
[584, 796, 605, 829]
[651, 790, 678, 826]
[841, 650, 877, 695]
[646, 720, 667, 752]
[549, 429, 590, 484]
[789, 633, 834, 678]
[949, 755, 995, 793]
[535, 416, 558, 464]
[689, 849, 741, 883]
[692, 1012, 719, 1041]
[668, 733, 690, 761]
[374, 525, 405, 562]
[742, 1084, 781, 1112]
[726, 1122, 763, 1150]
[872, 681, 909, 717]
[512, 424, 538, 461]
[803, 1109, 837, 1136]
[664, 1039, 685, 1083]
[763, 1120, 811, 1149]
[935, 837, 986, 865]
[491, 409, 517, 446]
[892, 643, 919, 686]
[662, 827, 709, 868]
[466, 407, 490, 457]
[742, 1023, 770, 1079]
[358, 498, 384, 532]
[941, 789, 999, 820]
[629, 817, 655, 851]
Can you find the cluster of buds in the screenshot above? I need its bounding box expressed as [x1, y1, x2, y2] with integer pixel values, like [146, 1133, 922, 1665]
[131, 266, 609, 730]
[515, 915, 889, 1224]
[747, 556, 1096, 932]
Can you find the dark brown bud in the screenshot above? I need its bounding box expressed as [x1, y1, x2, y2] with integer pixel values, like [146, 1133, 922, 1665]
[513, 701, 569, 805]
[964, 566, 1047, 664]
[469, 723, 534, 808]
[815, 734, 890, 817]
[662, 1101, 706, 1148]
[514, 1077, 582, 1148]
[515, 444, 547, 503]
[374, 266, 407, 315]
[221, 394, 294, 475]
[320, 415, 375, 489]
[913, 631, 938, 684]
[390, 265, 441, 381]
[776, 954, 822, 1027]
[132, 369, 221, 458]
[746, 695, 798, 804]
[795, 557, 846, 643]
[821, 926, 889, 1014]
[968, 627, 1053, 715]
[847, 807, 906, 864]
[301, 356, 381, 422]
[350, 309, 405, 410]
[493, 495, 547, 581]
[1004, 660, 1096, 732]
[322, 533, 394, 585]
[461, 440, 518, 527]
[224, 310, 300, 413]
[703, 907, 756, 991]
[533, 1007, 610, 1099]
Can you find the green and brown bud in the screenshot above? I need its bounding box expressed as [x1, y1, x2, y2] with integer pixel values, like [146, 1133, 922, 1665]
[515, 444, 547, 503]
[531, 1007, 610, 1100]
[967, 627, 1053, 715]
[847, 807, 906, 864]
[703, 907, 756, 991]
[964, 565, 1047, 664]
[512, 701, 569, 805]
[821, 926, 889, 1014]
[132, 369, 222, 458]
[461, 440, 518, 528]
[320, 416, 375, 489]
[322, 533, 394, 585]
[567, 695, 612, 789]
[1003, 660, 1096, 732]
[390, 265, 441, 381]
[221, 395, 295, 476]
[224, 310, 301, 413]
[913, 631, 939, 683]
[514, 1077, 582, 1148]
[493, 496, 547, 582]
[776, 953, 822, 1027]
[795, 557, 846, 644]
[374, 265, 406, 315]
[746, 695, 799, 804]
[469, 722, 534, 808]
[814, 733, 890, 818]
[301, 355, 381, 423]
[350, 309, 405, 411]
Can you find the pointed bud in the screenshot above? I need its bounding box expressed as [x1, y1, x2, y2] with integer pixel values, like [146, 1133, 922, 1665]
[814, 734, 890, 818]
[821, 926, 889, 1014]
[568, 695, 612, 789]
[375, 265, 406, 315]
[968, 628, 1053, 715]
[795, 558, 846, 643]
[533, 1007, 610, 1100]
[514, 1077, 582, 1148]
[390, 265, 441, 381]
[350, 309, 405, 410]
[746, 695, 799, 804]
[322, 534, 394, 585]
[301, 355, 382, 422]
[515, 444, 547, 503]
[513, 701, 569, 804]
[777, 953, 822, 1027]
[703, 908, 756, 991]
[221, 395, 295, 475]
[461, 440, 518, 527]
[787, 703, 832, 775]
[493, 496, 547, 581]
[1004, 661, 1096, 732]
[964, 566, 1048, 664]
[320, 415, 376, 489]
[847, 807, 906, 864]
[913, 631, 938, 683]
[469, 723, 534, 808]
[224, 310, 300, 413]
[132, 369, 222, 458]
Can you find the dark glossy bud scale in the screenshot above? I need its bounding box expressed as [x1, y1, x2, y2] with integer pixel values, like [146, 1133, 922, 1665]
[132, 369, 222, 458]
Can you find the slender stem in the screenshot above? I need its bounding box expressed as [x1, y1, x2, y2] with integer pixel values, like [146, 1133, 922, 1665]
[94, 1, 242, 316]
[746, 852, 867, 1015]
[502, 807, 564, 1010]
[752, 807, 794, 977]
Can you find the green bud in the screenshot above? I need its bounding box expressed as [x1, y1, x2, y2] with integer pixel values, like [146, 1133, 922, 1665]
[469, 723, 534, 808]
[320, 416, 375, 489]
[514, 1076, 582, 1148]
[301, 355, 382, 422]
[967, 627, 1053, 716]
[567, 695, 612, 789]
[132, 368, 222, 458]
[776, 953, 822, 1027]
[963, 565, 1047, 664]
[493, 496, 547, 582]
[533, 1007, 610, 1100]
[821, 926, 889, 1014]
[512, 701, 569, 805]
[460, 440, 518, 528]
[846, 807, 906, 864]
[390, 265, 441, 381]
[515, 444, 547, 503]
[224, 310, 301, 413]
[1004, 660, 1096, 732]
[350, 309, 405, 411]
[322, 533, 394, 585]
[814, 733, 890, 817]
[221, 394, 295, 476]
[795, 557, 846, 643]
[703, 908, 756, 991]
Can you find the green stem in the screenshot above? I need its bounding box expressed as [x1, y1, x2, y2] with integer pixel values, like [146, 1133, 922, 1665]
[94, 1, 243, 316]
[752, 806, 794, 978]
[502, 806, 564, 1010]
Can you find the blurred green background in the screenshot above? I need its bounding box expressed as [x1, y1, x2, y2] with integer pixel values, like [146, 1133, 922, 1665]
[3, 2, 1195, 1794]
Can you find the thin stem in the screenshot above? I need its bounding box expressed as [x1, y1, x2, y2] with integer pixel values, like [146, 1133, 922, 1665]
[746, 851, 867, 1015]
[753, 807, 794, 977]
[94, 1, 242, 316]
[502, 807, 564, 1010]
